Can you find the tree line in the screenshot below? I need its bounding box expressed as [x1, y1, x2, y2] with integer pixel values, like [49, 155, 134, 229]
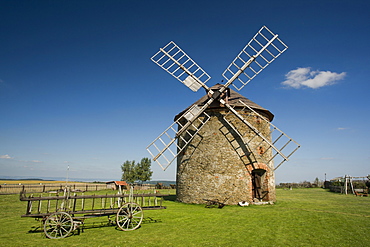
[121, 157, 153, 184]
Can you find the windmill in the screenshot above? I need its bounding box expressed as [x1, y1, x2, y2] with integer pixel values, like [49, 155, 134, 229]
[147, 26, 300, 204]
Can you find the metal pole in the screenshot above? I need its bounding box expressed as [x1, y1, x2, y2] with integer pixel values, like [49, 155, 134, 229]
[65, 165, 69, 189]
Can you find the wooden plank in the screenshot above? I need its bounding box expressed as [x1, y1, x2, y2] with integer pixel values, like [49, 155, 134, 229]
[20, 193, 169, 201]
[20, 206, 166, 218]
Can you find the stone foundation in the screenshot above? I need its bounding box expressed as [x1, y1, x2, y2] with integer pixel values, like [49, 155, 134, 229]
[176, 108, 276, 205]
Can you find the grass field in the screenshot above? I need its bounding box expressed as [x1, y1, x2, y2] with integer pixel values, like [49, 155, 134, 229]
[1, 188, 369, 247]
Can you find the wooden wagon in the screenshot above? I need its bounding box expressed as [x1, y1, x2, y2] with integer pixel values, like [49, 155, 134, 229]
[20, 188, 168, 239]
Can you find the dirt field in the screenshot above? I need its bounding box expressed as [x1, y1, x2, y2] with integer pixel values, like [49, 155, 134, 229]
[0, 180, 82, 184]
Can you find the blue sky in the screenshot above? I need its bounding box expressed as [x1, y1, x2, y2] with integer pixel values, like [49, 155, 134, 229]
[1, 0, 369, 183]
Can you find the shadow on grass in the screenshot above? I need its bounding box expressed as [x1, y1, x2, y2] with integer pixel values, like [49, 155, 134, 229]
[163, 195, 177, 202]
[142, 216, 162, 224]
[27, 226, 43, 234]
[112, 216, 164, 231]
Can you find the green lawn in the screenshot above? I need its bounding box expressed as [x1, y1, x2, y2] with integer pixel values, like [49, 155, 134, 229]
[1, 188, 369, 246]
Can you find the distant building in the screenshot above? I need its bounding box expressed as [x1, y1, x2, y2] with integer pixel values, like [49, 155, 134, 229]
[106, 181, 128, 190]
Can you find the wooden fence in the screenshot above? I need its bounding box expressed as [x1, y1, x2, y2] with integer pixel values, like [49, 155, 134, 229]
[0, 183, 107, 194]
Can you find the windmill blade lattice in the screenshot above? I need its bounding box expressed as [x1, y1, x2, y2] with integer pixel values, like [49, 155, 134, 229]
[223, 100, 300, 170]
[146, 105, 211, 170]
[151, 41, 211, 92]
[222, 26, 288, 91]
[148, 26, 297, 173]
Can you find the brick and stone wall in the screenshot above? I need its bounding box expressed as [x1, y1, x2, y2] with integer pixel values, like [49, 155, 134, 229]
[176, 108, 276, 205]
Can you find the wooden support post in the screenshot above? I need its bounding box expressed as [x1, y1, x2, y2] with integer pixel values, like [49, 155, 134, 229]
[37, 197, 42, 214]
[73, 193, 77, 212]
[81, 195, 85, 211]
[27, 200, 32, 214]
[92, 195, 95, 210]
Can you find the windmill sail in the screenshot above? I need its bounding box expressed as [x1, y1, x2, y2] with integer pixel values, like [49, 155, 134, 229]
[222, 26, 288, 91]
[146, 105, 211, 170]
[151, 41, 211, 92]
[148, 26, 297, 172]
[223, 100, 300, 170]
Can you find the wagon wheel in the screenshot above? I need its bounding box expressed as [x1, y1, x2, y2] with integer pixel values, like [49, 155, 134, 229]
[116, 202, 143, 231]
[43, 212, 74, 239]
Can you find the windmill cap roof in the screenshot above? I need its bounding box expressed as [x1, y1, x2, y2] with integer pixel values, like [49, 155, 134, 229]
[175, 84, 274, 121]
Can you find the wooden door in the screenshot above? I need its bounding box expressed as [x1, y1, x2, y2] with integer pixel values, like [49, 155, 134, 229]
[252, 169, 266, 200]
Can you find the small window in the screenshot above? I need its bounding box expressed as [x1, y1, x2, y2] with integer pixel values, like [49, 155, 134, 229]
[257, 146, 265, 155]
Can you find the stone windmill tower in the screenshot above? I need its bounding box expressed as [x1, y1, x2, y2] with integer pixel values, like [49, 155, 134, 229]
[147, 26, 300, 205]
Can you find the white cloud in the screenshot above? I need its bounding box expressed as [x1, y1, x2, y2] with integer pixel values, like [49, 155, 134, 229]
[281, 67, 346, 89]
[0, 154, 13, 159]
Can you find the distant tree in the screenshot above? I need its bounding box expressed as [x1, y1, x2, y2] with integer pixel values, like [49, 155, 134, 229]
[313, 177, 320, 187]
[121, 160, 136, 184]
[313, 177, 324, 187]
[136, 157, 153, 184]
[366, 180, 370, 189]
[121, 158, 153, 184]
